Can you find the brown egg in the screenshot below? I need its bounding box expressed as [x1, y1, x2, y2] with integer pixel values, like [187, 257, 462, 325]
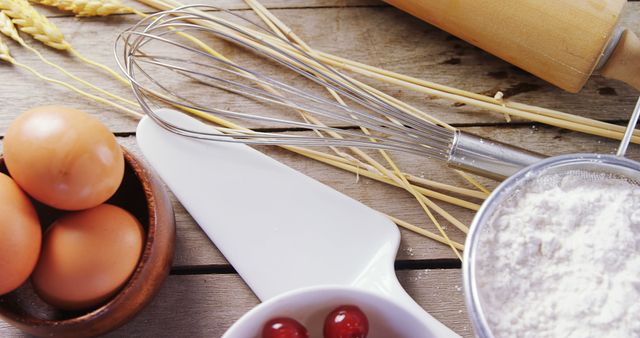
[32, 204, 144, 310]
[3, 106, 124, 210]
[0, 173, 42, 295]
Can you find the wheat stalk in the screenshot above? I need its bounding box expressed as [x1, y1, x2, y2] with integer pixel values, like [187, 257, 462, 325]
[245, 0, 465, 258]
[31, 0, 134, 17]
[0, 43, 140, 117]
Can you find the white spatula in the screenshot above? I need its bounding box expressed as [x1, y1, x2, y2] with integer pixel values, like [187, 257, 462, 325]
[136, 109, 457, 337]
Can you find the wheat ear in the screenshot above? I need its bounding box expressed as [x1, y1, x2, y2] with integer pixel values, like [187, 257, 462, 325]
[0, 0, 68, 50]
[0, 10, 22, 43]
[31, 0, 134, 17]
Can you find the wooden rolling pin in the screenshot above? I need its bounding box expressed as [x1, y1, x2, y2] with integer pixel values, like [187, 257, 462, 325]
[385, 0, 640, 92]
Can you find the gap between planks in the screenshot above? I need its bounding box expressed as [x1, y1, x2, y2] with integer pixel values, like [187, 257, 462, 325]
[96, 120, 636, 139]
[170, 258, 462, 275]
[0, 121, 635, 140]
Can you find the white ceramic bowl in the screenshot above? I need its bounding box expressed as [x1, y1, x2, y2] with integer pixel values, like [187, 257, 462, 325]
[222, 285, 436, 338]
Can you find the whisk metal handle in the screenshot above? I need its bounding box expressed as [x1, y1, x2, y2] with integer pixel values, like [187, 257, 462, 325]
[616, 96, 640, 157]
[448, 132, 546, 180]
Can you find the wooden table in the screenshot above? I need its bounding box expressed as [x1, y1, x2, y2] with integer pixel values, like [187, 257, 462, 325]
[1, 1, 638, 336]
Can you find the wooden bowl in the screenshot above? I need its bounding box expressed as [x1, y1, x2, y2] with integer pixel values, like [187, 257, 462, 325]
[0, 147, 176, 337]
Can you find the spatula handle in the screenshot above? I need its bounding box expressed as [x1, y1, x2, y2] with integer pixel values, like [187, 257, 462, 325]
[601, 30, 640, 91]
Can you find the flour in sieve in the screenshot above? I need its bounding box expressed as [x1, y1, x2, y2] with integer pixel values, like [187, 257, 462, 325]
[476, 170, 640, 338]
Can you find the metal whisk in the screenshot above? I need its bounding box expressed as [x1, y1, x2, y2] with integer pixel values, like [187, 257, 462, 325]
[115, 5, 544, 179]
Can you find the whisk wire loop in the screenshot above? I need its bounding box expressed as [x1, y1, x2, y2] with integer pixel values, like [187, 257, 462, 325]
[115, 5, 456, 161]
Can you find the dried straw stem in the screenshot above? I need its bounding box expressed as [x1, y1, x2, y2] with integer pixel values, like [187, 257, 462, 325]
[244, 0, 467, 257]
[317, 52, 640, 140]
[134, 0, 496, 196]
[388, 215, 464, 251]
[317, 55, 640, 143]
[137, 0, 455, 130]
[134, 5, 484, 208]
[68, 46, 131, 85]
[31, 44, 138, 106]
[135, 1, 479, 246]
[151, 0, 639, 144]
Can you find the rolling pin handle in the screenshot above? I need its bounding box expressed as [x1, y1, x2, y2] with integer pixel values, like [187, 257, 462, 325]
[601, 29, 640, 91]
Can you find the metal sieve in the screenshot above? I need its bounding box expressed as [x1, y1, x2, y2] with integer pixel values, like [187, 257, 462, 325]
[463, 97, 640, 338]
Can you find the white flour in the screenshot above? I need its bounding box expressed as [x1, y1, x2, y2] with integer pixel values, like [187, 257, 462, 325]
[476, 171, 640, 338]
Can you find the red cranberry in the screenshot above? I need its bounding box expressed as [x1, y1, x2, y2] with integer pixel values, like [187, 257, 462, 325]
[262, 317, 309, 338]
[323, 305, 369, 338]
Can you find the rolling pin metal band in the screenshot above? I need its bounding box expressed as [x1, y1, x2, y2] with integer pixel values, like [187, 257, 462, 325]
[596, 27, 624, 70]
[600, 29, 640, 91]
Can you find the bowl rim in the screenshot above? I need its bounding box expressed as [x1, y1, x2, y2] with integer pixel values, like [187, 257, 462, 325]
[222, 284, 433, 338]
[462, 153, 640, 338]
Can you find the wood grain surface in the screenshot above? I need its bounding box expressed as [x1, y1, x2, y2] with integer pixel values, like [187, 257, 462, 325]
[1, 0, 639, 337]
[1, 2, 638, 132]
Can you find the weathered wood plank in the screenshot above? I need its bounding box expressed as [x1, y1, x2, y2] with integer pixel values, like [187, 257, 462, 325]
[2, 121, 636, 265]
[400, 269, 471, 338]
[0, 269, 471, 338]
[2, 120, 637, 267]
[1, 5, 638, 133]
[1, 2, 635, 338]
[0, 12, 636, 336]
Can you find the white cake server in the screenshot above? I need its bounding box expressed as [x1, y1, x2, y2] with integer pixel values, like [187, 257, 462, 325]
[136, 109, 458, 337]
